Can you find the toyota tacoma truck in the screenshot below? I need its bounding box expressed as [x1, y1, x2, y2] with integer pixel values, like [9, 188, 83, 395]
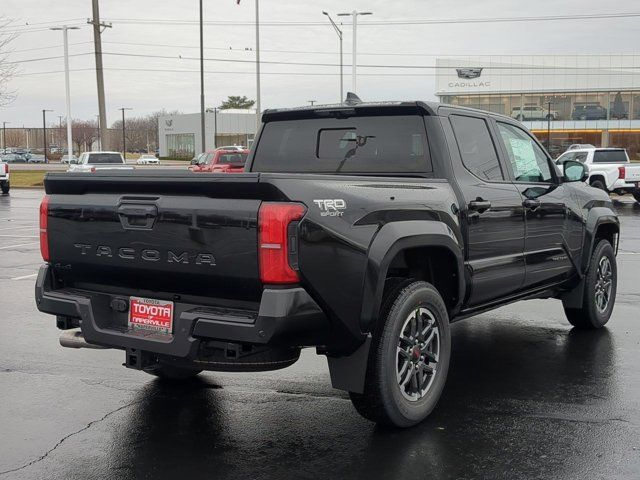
[35, 97, 619, 427]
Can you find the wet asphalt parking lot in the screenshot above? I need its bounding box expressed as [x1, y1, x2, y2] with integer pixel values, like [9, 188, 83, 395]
[0, 189, 639, 480]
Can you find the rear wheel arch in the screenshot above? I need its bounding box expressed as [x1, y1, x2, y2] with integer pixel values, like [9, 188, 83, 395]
[360, 221, 464, 334]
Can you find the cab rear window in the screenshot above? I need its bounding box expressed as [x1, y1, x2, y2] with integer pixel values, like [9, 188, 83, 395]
[593, 150, 628, 163]
[252, 115, 431, 174]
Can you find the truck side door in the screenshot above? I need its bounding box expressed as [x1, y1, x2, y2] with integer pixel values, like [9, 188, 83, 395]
[448, 114, 526, 306]
[494, 121, 581, 288]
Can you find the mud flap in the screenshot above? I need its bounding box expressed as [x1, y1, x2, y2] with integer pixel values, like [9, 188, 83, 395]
[561, 276, 586, 309]
[326, 335, 371, 394]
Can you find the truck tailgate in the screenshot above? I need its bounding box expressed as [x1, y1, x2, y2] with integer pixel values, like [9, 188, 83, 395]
[625, 164, 640, 184]
[44, 172, 283, 302]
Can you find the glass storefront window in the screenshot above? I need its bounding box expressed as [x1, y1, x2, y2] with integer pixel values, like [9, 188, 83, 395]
[531, 130, 603, 158]
[609, 92, 631, 120]
[632, 93, 640, 120]
[166, 133, 195, 158]
[609, 131, 640, 160]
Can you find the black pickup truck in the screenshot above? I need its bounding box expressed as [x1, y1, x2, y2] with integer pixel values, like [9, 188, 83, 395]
[36, 99, 619, 427]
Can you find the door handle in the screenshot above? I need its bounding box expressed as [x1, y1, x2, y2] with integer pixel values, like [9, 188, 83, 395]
[468, 200, 491, 213]
[523, 199, 541, 210]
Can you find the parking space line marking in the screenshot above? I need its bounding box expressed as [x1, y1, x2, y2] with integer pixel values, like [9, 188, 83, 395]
[0, 242, 39, 250]
[11, 273, 38, 280]
[0, 225, 37, 232]
[0, 234, 38, 238]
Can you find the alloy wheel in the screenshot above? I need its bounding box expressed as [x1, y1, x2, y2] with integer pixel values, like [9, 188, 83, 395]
[396, 307, 440, 401]
[595, 256, 613, 313]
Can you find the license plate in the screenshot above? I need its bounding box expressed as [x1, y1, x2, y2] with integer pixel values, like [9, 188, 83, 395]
[128, 296, 174, 334]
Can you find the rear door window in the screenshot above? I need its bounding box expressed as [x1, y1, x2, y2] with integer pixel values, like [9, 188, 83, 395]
[450, 115, 504, 181]
[252, 115, 431, 174]
[87, 153, 124, 164]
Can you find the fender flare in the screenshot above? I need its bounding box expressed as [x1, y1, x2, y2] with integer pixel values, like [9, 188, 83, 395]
[359, 220, 464, 333]
[582, 208, 619, 273]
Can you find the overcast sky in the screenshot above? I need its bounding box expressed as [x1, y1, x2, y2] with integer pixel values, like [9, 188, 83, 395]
[1, 0, 639, 126]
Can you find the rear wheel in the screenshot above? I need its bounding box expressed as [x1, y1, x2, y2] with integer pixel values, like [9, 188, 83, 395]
[350, 280, 451, 428]
[590, 179, 607, 192]
[145, 363, 203, 381]
[1, 182, 8, 194]
[633, 191, 640, 204]
[564, 240, 617, 329]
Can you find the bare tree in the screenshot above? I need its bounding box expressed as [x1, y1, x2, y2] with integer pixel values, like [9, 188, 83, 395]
[110, 109, 180, 152]
[71, 120, 99, 154]
[0, 17, 17, 107]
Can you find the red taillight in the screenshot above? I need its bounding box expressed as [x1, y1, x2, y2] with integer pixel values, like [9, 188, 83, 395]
[618, 166, 626, 180]
[39, 195, 50, 262]
[258, 202, 306, 284]
[4, 163, 8, 173]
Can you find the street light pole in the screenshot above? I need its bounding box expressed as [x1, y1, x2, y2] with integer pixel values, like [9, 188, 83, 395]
[119, 108, 132, 157]
[50, 25, 80, 157]
[42, 110, 52, 162]
[322, 11, 343, 102]
[255, 0, 261, 129]
[337, 10, 372, 93]
[199, 0, 206, 154]
[547, 100, 552, 150]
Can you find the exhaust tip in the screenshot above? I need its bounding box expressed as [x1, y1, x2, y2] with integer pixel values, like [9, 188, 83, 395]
[59, 330, 107, 350]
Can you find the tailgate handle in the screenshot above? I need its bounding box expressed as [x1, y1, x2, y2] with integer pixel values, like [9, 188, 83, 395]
[117, 204, 158, 230]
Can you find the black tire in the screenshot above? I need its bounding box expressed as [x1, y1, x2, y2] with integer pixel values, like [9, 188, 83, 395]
[590, 179, 607, 192]
[564, 240, 617, 329]
[145, 363, 203, 381]
[350, 280, 451, 428]
[1, 182, 8, 195]
[633, 191, 640, 204]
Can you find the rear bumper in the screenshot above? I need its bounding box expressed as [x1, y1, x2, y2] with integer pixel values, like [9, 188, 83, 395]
[35, 264, 329, 359]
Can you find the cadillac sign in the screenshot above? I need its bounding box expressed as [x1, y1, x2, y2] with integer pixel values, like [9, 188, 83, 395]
[449, 67, 491, 89]
[456, 68, 483, 79]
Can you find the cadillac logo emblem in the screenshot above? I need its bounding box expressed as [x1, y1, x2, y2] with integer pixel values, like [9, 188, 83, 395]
[456, 68, 483, 79]
[165, 119, 173, 127]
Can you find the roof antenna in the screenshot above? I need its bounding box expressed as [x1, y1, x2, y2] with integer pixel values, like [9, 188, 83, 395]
[344, 92, 362, 106]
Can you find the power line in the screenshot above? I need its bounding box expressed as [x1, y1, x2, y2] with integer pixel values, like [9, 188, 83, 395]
[10, 41, 92, 53]
[5, 52, 93, 64]
[103, 12, 640, 27]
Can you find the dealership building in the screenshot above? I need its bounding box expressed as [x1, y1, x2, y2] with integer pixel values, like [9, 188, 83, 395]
[436, 55, 640, 158]
[158, 110, 257, 158]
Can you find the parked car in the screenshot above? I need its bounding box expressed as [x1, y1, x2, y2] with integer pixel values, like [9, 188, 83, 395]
[572, 105, 607, 120]
[61, 155, 78, 164]
[136, 154, 160, 165]
[510, 105, 558, 121]
[189, 149, 249, 173]
[0, 160, 9, 194]
[215, 145, 246, 151]
[36, 99, 619, 428]
[68, 151, 132, 172]
[567, 143, 595, 151]
[554, 147, 640, 198]
[27, 154, 46, 163]
[0, 153, 27, 163]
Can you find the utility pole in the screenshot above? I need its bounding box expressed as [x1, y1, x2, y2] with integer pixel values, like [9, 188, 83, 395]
[50, 25, 79, 158]
[322, 11, 343, 102]
[337, 10, 372, 93]
[547, 100, 553, 150]
[119, 107, 132, 157]
[89, 0, 111, 151]
[42, 110, 52, 162]
[199, 0, 206, 154]
[2, 122, 8, 151]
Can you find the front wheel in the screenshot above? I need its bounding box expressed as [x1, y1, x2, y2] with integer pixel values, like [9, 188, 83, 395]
[633, 191, 640, 204]
[350, 280, 451, 428]
[564, 239, 617, 329]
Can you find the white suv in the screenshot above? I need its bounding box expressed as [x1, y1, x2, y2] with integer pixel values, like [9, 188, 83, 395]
[511, 105, 558, 121]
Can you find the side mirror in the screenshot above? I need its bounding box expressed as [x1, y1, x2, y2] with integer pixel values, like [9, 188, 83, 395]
[563, 160, 588, 183]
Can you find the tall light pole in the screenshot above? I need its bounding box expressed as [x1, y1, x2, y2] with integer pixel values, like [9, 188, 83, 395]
[255, 0, 261, 128]
[2, 122, 9, 151]
[42, 110, 52, 162]
[322, 11, 343, 102]
[337, 10, 372, 93]
[50, 26, 80, 157]
[199, 0, 206, 154]
[119, 108, 132, 157]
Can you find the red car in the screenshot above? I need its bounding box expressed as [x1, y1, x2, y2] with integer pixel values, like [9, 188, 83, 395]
[189, 149, 249, 173]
